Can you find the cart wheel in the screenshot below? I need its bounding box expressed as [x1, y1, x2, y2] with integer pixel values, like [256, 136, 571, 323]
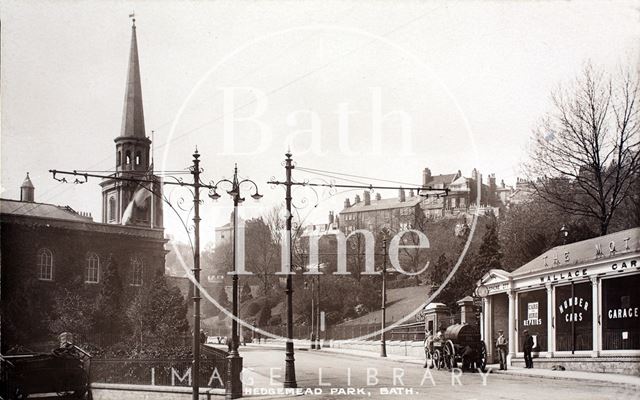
[434, 349, 442, 370]
[478, 341, 487, 372]
[445, 340, 458, 369]
[442, 343, 451, 370]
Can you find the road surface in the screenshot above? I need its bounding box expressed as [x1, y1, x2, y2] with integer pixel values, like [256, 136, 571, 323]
[241, 345, 637, 399]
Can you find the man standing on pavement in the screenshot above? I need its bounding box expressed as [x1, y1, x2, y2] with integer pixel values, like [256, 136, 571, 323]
[496, 329, 508, 370]
[423, 330, 433, 368]
[523, 330, 534, 369]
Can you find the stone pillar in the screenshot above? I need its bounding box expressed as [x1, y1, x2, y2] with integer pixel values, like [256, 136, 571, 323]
[483, 296, 493, 362]
[457, 296, 476, 325]
[546, 283, 554, 357]
[591, 276, 599, 358]
[507, 290, 516, 363]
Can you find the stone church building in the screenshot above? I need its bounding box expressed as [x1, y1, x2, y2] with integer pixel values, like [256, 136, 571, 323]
[0, 21, 167, 352]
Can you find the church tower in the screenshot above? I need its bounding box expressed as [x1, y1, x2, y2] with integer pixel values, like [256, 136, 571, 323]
[101, 19, 163, 228]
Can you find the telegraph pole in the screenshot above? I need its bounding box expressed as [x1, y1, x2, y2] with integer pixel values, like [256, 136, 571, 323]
[50, 149, 225, 400]
[208, 164, 262, 399]
[265, 151, 449, 386]
[284, 150, 297, 388]
[191, 150, 202, 400]
[380, 239, 388, 357]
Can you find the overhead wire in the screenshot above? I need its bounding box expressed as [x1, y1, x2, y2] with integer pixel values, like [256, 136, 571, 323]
[296, 166, 425, 189]
[20, 5, 439, 220]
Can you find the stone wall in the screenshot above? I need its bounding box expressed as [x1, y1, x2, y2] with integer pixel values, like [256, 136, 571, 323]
[511, 357, 640, 376]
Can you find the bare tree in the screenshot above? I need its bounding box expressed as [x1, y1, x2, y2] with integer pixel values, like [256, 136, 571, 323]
[244, 217, 279, 295]
[526, 64, 640, 235]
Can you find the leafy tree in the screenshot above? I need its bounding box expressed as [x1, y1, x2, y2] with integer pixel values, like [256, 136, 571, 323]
[499, 198, 598, 270]
[258, 304, 271, 326]
[3, 277, 52, 350]
[127, 275, 189, 347]
[470, 217, 502, 281]
[215, 284, 230, 309]
[49, 278, 94, 337]
[244, 218, 279, 295]
[93, 254, 128, 336]
[424, 253, 450, 287]
[526, 64, 640, 235]
[241, 282, 253, 302]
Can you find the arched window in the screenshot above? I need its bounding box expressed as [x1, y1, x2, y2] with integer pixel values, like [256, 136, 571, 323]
[125, 150, 131, 165]
[117, 150, 121, 166]
[37, 248, 53, 280]
[86, 253, 100, 283]
[135, 151, 141, 166]
[131, 256, 143, 286]
[108, 197, 116, 222]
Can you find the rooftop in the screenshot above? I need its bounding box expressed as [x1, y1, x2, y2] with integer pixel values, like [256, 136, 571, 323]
[1, 198, 164, 239]
[511, 227, 640, 277]
[341, 195, 422, 214]
[0, 198, 92, 222]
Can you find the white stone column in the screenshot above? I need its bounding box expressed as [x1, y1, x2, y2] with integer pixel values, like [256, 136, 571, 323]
[507, 290, 516, 363]
[546, 283, 554, 357]
[591, 276, 599, 358]
[483, 296, 492, 362]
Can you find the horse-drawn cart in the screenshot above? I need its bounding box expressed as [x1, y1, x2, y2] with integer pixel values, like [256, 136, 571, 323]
[1, 345, 92, 399]
[428, 324, 487, 372]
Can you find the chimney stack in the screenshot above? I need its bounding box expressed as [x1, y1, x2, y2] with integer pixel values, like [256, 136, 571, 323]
[344, 198, 351, 208]
[409, 188, 415, 197]
[20, 173, 35, 203]
[398, 187, 405, 202]
[423, 168, 432, 187]
[354, 194, 361, 204]
[375, 193, 382, 201]
[328, 211, 334, 224]
[363, 191, 371, 205]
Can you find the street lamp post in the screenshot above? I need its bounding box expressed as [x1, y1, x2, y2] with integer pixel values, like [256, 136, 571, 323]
[303, 263, 325, 350]
[265, 151, 449, 385]
[51, 149, 224, 400]
[209, 164, 263, 400]
[305, 276, 317, 349]
[283, 151, 297, 388]
[191, 151, 203, 400]
[316, 276, 322, 350]
[560, 224, 569, 245]
[380, 239, 388, 358]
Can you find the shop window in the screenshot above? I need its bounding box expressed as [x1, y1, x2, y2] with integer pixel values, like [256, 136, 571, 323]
[602, 274, 640, 350]
[37, 248, 54, 280]
[518, 289, 547, 351]
[555, 282, 592, 351]
[86, 253, 100, 283]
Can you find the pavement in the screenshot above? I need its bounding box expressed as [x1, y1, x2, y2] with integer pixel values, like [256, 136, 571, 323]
[228, 341, 640, 389]
[86, 342, 639, 399]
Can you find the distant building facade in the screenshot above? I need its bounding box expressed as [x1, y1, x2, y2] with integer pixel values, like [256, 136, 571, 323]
[338, 166, 519, 233]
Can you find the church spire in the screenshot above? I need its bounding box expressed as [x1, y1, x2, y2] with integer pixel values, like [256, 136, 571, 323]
[120, 17, 146, 138]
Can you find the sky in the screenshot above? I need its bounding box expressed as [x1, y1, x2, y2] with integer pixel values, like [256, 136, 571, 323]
[2, 0, 639, 245]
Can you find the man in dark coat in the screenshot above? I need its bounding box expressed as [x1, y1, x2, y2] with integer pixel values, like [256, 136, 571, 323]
[523, 330, 534, 368]
[495, 329, 508, 370]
